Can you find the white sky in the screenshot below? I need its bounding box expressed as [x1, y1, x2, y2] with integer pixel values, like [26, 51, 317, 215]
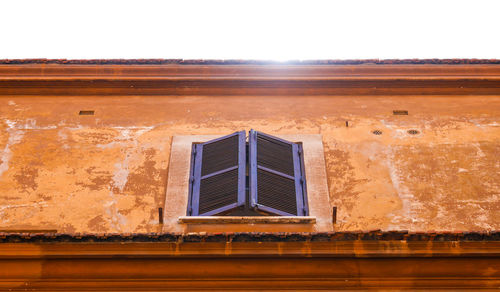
[1, 0, 499, 60]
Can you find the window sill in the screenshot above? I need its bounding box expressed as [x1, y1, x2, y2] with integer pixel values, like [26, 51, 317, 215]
[178, 216, 316, 224]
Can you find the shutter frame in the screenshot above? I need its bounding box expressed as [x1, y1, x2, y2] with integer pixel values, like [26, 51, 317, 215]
[297, 142, 309, 216]
[188, 131, 246, 216]
[249, 130, 308, 216]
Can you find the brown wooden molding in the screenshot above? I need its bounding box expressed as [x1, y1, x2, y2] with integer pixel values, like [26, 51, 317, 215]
[1, 63, 500, 95]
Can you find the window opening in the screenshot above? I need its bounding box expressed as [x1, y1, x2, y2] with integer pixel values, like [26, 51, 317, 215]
[187, 130, 308, 216]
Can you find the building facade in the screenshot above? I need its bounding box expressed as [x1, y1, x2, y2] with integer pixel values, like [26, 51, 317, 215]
[0, 59, 499, 290]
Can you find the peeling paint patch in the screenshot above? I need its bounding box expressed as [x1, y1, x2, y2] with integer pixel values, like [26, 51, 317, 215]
[389, 142, 500, 231]
[0, 201, 48, 224]
[97, 126, 153, 149]
[112, 126, 154, 136]
[6, 119, 57, 130]
[104, 127, 155, 192]
[112, 160, 130, 192]
[104, 193, 128, 232]
[386, 147, 424, 230]
[58, 129, 71, 150]
[473, 143, 486, 158]
[13, 167, 39, 192]
[0, 121, 25, 179]
[0, 201, 48, 211]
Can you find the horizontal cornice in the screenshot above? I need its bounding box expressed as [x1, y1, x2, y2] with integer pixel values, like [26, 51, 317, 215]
[2, 58, 500, 65]
[0, 232, 498, 289]
[0, 240, 498, 290]
[1, 62, 500, 95]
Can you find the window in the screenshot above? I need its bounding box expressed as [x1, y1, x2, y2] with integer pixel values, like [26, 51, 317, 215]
[165, 133, 330, 230]
[187, 130, 308, 216]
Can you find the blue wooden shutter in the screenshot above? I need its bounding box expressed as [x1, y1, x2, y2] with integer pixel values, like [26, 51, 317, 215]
[249, 130, 308, 216]
[188, 131, 246, 216]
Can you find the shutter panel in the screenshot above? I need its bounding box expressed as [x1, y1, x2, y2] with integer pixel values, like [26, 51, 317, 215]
[189, 131, 246, 216]
[249, 130, 308, 216]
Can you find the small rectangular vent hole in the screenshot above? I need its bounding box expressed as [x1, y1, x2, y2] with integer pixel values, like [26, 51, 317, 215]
[79, 110, 94, 116]
[393, 110, 408, 115]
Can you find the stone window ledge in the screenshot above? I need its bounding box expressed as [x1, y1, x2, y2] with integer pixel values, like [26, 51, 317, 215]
[178, 216, 316, 224]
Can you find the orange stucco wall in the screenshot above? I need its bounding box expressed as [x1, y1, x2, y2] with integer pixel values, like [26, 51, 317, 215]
[1, 94, 498, 233]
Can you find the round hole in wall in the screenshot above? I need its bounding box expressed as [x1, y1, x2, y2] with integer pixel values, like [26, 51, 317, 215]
[407, 129, 420, 135]
[372, 130, 382, 135]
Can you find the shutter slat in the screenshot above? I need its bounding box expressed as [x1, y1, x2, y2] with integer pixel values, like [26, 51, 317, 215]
[201, 135, 239, 176]
[257, 168, 297, 215]
[257, 135, 294, 176]
[249, 130, 308, 216]
[201, 165, 239, 180]
[199, 169, 239, 214]
[257, 165, 295, 180]
[189, 131, 246, 216]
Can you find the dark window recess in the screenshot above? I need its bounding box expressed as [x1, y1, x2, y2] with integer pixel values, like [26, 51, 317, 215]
[393, 110, 408, 115]
[187, 130, 308, 216]
[79, 110, 95, 115]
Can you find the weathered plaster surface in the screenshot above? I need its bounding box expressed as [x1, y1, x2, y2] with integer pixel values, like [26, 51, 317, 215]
[0, 95, 498, 233]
